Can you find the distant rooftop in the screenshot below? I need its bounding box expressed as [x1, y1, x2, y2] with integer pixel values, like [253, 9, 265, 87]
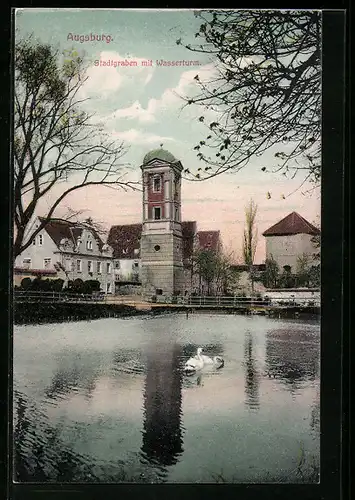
[197, 230, 221, 252]
[38, 217, 104, 250]
[262, 212, 319, 237]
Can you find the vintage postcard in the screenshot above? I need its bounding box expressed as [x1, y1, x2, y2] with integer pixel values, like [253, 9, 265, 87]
[12, 8, 323, 485]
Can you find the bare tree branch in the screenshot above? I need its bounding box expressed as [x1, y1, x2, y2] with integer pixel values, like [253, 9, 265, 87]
[14, 36, 135, 258]
[177, 10, 321, 188]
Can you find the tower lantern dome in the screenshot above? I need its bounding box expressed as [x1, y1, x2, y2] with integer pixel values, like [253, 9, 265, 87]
[143, 148, 178, 165]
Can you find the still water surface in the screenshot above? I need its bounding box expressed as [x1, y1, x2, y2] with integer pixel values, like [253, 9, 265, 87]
[13, 313, 320, 483]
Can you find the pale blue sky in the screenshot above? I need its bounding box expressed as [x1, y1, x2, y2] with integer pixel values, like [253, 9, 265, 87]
[15, 8, 321, 263]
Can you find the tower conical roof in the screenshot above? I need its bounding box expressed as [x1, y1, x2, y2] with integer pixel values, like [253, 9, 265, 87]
[262, 212, 319, 236]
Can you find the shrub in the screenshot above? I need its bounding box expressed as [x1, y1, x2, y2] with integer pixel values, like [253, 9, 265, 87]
[72, 278, 85, 293]
[20, 277, 32, 290]
[51, 279, 64, 292]
[85, 280, 101, 293]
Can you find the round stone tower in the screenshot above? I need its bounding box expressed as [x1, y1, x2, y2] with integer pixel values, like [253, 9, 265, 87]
[140, 147, 184, 300]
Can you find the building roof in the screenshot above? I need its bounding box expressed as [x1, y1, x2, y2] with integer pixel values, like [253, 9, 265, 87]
[262, 212, 320, 237]
[108, 221, 198, 261]
[14, 267, 58, 275]
[143, 148, 178, 165]
[197, 230, 221, 252]
[107, 223, 142, 259]
[39, 217, 105, 251]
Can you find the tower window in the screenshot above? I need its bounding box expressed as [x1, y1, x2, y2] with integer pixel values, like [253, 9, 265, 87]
[153, 207, 161, 220]
[153, 175, 161, 193]
[154, 245, 161, 251]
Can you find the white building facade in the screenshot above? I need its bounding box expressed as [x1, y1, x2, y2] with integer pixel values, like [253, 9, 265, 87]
[15, 217, 115, 293]
[263, 212, 320, 273]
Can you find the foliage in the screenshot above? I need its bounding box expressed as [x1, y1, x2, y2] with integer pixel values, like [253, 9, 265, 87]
[20, 277, 32, 290]
[194, 249, 218, 294]
[66, 278, 101, 294]
[179, 10, 321, 186]
[307, 264, 320, 287]
[295, 253, 310, 286]
[14, 37, 138, 258]
[242, 199, 258, 267]
[19, 277, 64, 292]
[278, 266, 295, 288]
[263, 256, 279, 288]
[214, 253, 240, 295]
[193, 247, 239, 295]
[84, 279, 101, 292]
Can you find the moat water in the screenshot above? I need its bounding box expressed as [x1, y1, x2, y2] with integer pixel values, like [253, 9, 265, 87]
[13, 313, 320, 483]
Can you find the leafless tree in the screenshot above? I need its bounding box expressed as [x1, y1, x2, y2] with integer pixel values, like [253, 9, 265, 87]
[14, 37, 139, 258]
[178, 10, 321, 188]
[242, 199, 258, 267]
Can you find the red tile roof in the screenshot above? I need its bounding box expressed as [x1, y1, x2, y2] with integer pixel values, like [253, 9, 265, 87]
[108, 221, 198, 260]
[39, 217, 105, 250]
[262, 212, 320, 237]
[197, 230, 221, 252]
[14, 267, 57, 275]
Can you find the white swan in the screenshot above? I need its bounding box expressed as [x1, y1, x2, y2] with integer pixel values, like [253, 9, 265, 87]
[184, 347, 204, 374]
[199, 348, 225, 369]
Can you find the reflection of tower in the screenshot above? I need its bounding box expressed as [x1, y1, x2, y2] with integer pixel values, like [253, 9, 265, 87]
[244, 332, 260, 411]
[140, 148, 185, 299]
[141, 343, 184, 466]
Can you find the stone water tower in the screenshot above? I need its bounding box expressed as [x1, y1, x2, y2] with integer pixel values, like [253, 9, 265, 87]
[140, 148, 184, 299]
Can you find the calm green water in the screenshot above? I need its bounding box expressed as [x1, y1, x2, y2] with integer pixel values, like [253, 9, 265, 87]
[13, 313, 320, 483]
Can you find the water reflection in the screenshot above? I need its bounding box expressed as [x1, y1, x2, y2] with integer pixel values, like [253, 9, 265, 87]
[13, 389, 94, 482]
[44, 351, 101, 402]
[265, 328, 319, 392]
[243, 332, 260, 411]
[141, 342, 184, 467]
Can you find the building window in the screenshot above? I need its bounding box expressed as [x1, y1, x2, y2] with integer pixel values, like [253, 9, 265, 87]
[76, 259, 82, 272]
[22, 258, 31, 269]
[153, 175, 161, 193]
[156, 288, 163, 295]
[115, 261, 120, 269]
[97, 261, 102, 274]
[132, 261, 139, 269]
[106, 282, 111, 293]
[153, 207, 161, 220]
[43, 258, 51, 269]
[88, 260, 93, 273]
[66, 259, 72, 271]
[106, 262, 111, 274]
[32, 238, 36, 245]
[38, 234, 43, 246]
[86, 240, 93, 250]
